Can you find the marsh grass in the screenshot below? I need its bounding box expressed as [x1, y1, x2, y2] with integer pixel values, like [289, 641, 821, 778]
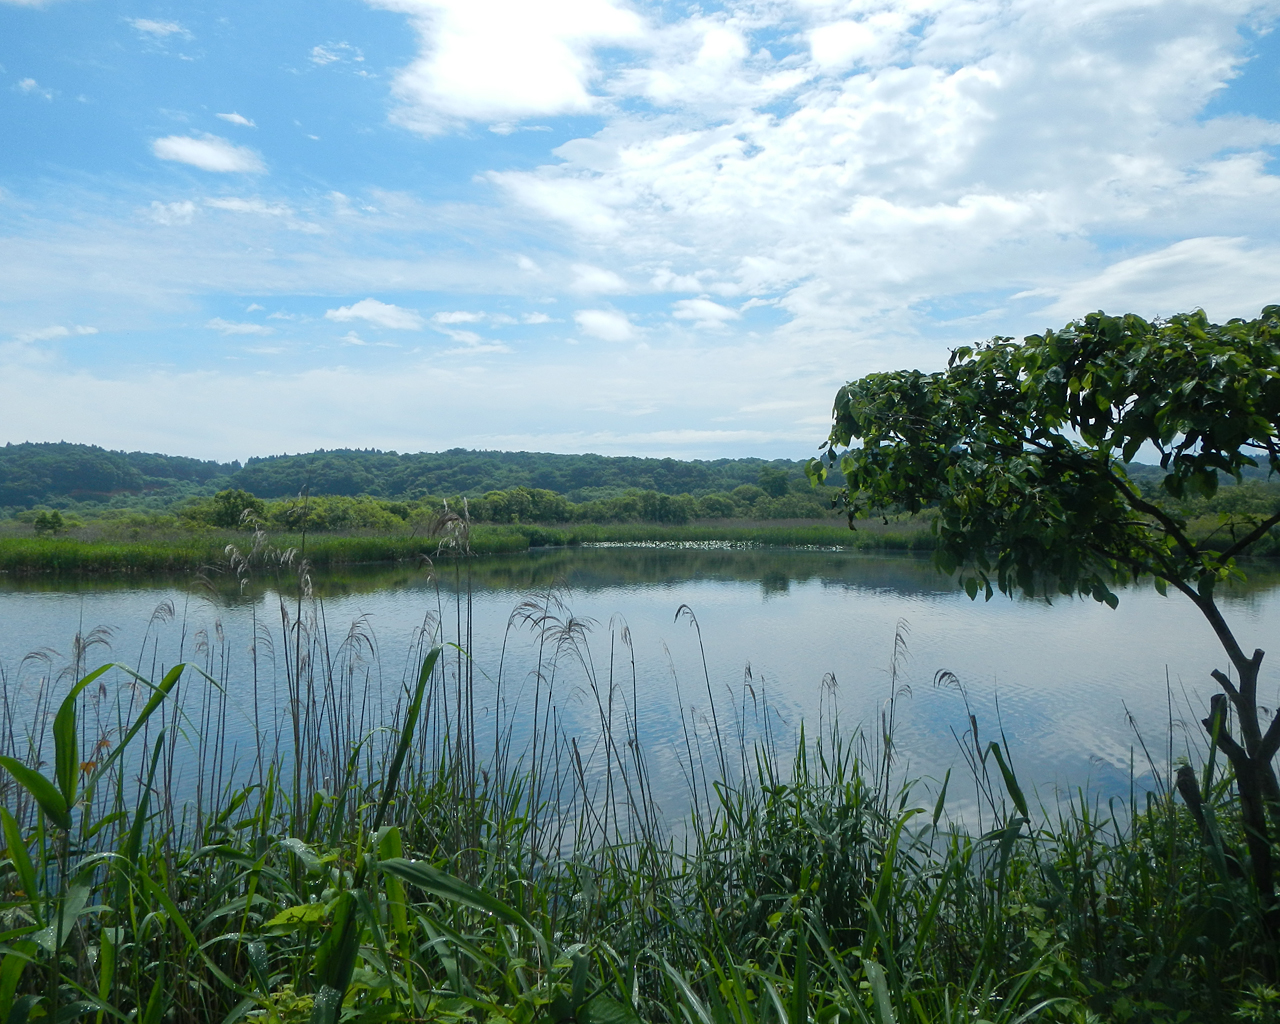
[0, 517, 930, 576]
[0, 525, 1272, 1024]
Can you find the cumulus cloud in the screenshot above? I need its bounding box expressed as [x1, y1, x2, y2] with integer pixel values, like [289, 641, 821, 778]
[4, 0, 1280, 461]
[1030, 237, 1280, 324]
[574, 308, 635, 341]
[368, 0, 646, 133]
[570, 264, 628, 294]
[325, 298, 426, 329]
[216, 112, 256, 127]
[489, 0, 1280, 356]
[153, 135, 265, 173]
[207, 318, 272, 335]
[672, 297, 740, 329]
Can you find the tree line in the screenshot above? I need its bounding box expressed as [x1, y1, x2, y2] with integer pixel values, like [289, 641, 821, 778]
[0, 442, 812, 511]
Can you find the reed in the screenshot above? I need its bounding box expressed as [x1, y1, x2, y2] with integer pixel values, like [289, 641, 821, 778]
[0, 518, 931, 576]
[0, 531, 1270, 1024]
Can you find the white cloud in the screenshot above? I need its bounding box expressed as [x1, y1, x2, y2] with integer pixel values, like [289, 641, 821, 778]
[574, 308, 635, 341]
[570, 263, 628, 294]
[522, 312, 553, 324]
[368, 0, 647, 133]
[325, 298, 425, 330]
[490, 0, 1280, 357]
[216, 112, 256, 127]
[153, 135, 265, 173]
[1031, 237, 1280, 323]
[207, 318, 272, 335]
[4, 0, 1280, 463]
[672, 297, 740, 329]
[129, 18, 191, 39]
[311, 42, 364, 65]
[16, 78, 53, 99]
[433, 310, 484, 323]
[15, 324, 96, 343]
[206, 197, 291, 216]
[810, 13, 911, 71]
[146, 200, 197, 225]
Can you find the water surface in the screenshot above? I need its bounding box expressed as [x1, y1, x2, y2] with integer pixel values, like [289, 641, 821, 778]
[3, 545, 1278, 817]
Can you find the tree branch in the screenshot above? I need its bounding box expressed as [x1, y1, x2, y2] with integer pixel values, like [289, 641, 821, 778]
[1211, 668, 1242, 703]
[1106, 465, 1200, 564]
[1220, 509, 1280, 562]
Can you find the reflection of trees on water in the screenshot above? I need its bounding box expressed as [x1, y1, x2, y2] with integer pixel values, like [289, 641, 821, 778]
[6, 547, 1280, 607]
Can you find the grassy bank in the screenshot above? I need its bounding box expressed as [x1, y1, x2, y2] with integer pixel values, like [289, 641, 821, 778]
[0, 517, 931, 575]
[0, 565, 1273, 1024]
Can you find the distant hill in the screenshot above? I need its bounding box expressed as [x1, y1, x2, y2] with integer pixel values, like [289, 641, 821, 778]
[232, 449, 799, 500]
[0, 442, 238, 508]
[0, 442, 807, 510]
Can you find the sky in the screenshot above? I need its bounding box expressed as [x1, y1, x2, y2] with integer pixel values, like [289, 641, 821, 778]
[1, 0, 1278, 463]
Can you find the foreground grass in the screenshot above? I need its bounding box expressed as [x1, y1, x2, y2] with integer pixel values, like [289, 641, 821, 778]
[0, 571, 1274, 1024]
[0, 517, 931, 574]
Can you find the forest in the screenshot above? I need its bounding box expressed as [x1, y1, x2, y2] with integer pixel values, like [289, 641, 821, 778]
[0, 442, 808, 511]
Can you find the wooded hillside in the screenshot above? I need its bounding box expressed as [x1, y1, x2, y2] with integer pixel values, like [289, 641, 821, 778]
[0, 442, 806, 510]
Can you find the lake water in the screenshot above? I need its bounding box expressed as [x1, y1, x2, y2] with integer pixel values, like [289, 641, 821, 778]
[4, 545, 1280, 821]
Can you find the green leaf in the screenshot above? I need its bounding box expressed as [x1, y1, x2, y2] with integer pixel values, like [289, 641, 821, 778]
[378, 858, 534, 935]
[278, 837, 326, 875]
[265, 904, 328, 932]
[6, 993, 39, 1024]
[0, 808, 42, 928]
[87, 664, 184, 795]
[371, 647, 442, 833]
[0, 757, 69, 831]
[987, 741, 1029, 819]
[52, 665, 112, 809]
[312, 892, 360, 1014]
[863, 961, 897, 1024]
[33, 867, 94, 953]
[578, 995, 642, 1024]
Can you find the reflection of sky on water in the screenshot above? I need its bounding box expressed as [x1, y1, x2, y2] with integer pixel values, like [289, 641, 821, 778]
[2, 548, 1278, 823]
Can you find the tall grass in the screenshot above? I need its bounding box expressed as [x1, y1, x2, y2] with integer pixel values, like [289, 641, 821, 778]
[0, 518, 929, 575]
[0, 527, 1273, 1024]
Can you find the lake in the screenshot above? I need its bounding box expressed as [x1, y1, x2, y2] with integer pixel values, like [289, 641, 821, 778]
[3, 544, 1278, 822]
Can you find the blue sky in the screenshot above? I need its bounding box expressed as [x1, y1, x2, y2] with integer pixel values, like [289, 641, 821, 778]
[2, 0, 1278, 462]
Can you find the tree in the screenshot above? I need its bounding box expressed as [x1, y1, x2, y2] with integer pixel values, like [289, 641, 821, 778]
[32, 509, 65, 535]
[209, 489, 266, 529]
[809, 305, 1280, 935]
[758, 466, 791, 498]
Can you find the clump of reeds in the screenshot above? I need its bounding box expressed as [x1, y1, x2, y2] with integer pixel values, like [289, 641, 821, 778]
[0, 531, 1273, 1024]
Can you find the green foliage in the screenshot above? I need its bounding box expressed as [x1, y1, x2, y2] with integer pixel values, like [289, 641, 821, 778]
[810, 305, 1280, 605]
[0, 442, 818, 511]
[0, 440, 236, 507]
[811, 304, 1280, 948]
[208, 488, 267, 528]
[758, 467, 791, 498]
[31, 510, 64, 535]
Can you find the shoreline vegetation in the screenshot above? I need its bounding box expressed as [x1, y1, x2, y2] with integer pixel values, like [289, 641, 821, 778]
[5, 441, 1280, 577]
[0, 546, 1273, 1024]
[0, 518, 935, 576]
